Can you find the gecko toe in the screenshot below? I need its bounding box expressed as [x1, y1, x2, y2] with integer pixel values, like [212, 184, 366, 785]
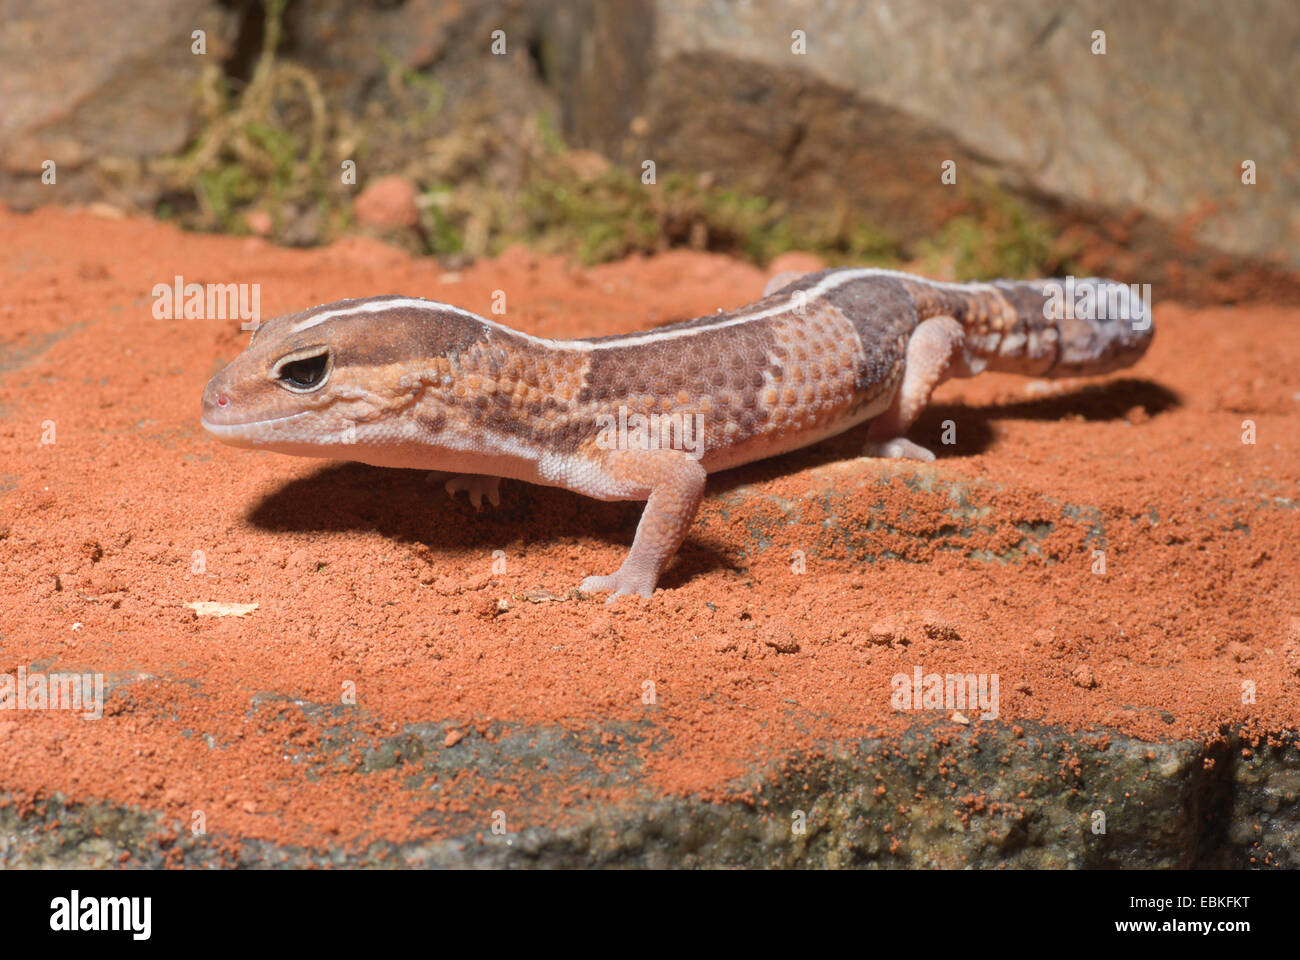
[579, 572, 654, 601]
[864, 438, 937, 462]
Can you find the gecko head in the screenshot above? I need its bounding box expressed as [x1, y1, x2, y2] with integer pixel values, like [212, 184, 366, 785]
[200, 295, 487, 457]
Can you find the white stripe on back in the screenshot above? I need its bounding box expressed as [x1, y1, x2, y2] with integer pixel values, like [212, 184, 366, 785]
[582, 268, 999, 347]
[286, 271, 1000, 351]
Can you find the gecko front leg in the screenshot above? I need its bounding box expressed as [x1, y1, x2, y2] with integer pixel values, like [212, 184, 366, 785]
[444, 474, 501, 510]
[574, 449, 707, 602]
[865, 315, 984, 462]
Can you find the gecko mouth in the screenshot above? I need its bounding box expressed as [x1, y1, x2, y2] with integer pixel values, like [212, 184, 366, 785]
[200, 410, 312, 438]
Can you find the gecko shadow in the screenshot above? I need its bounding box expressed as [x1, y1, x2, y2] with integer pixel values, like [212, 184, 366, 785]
[922, 375, 1182, 456]
[246, 461, 735, 587]
[248, 376, 1176, 587]
[707, 376, 1181, 493]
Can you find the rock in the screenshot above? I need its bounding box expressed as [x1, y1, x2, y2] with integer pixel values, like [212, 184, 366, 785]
[0, 0, 232, 209]
[1070, 664, 1098, 689]
[922, 612, 962, 644]
[244, 209, 274, 237]
[545, 0, 1300, 270]
[354, 175, 420, 230]
[5, 722, 1298, 868]
[6, 0, 1295, 279]
[767, 251, 826, 278]
[865, 615, 907, 647]
[763, 621, 800, 653]
[1226, 641, 1254, 663]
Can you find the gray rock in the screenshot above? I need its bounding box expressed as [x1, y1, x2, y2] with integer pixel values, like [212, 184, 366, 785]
[4, 720, 1296, 868]
[2, 0, 1293, 275]
[0, 0, 234, 208]
[547, 0, 1299, 268]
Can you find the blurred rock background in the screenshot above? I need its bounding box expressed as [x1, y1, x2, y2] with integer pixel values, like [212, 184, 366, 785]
[2, 0, 1296, 300]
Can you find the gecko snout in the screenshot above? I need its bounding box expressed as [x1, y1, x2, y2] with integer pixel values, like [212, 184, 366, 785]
[199, 367, 252, 431]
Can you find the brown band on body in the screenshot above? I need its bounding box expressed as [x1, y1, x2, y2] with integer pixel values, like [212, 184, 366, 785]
[450, 333, 598, 454]
[579, 318, 782, 455]
[814, 273, 916, 400]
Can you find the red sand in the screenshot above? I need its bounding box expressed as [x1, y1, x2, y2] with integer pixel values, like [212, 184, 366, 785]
[0, 205, 1297, 856]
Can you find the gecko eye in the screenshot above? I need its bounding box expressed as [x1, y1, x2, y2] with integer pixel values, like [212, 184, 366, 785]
[273, 349, 332, 392]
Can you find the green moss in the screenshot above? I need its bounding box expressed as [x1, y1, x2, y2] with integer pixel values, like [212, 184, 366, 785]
[534, 109, 568, 157]
[161, 0, 331, 238]
[421, 185, 465, 255]
[377, 47, 445, 130]
[512, 159, 905, 267]
[920, 184, 1079, 280]
[158, 8, 1074, 280]
[194, 163, 258, 231]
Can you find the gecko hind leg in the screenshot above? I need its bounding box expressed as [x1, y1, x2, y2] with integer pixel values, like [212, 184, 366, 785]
[865, 315, 983, 463]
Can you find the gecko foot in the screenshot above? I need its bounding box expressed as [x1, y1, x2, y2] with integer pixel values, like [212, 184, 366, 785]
[863, 437, 936, 462]
[444, 475, 501, 510]
[579, 569, 655, 603]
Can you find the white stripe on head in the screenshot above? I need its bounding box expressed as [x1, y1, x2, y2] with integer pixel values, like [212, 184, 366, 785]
[288, 296, 590, 350]
[289, 297, 480, 333]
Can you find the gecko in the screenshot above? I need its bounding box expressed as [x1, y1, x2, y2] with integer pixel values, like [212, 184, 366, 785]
[200, 268, 1153, 600]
